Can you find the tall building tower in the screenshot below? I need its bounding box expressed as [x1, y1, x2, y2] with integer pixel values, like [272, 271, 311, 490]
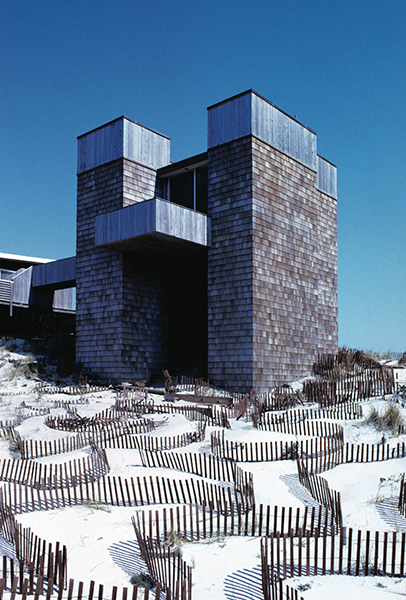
[75, 118, 171, 382]
[206, 91, 338, 389]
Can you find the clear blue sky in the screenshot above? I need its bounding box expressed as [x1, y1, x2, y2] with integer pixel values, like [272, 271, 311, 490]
[1, 0, 405, 352]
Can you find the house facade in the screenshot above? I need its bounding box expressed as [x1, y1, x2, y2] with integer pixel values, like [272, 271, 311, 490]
[1, 90, 337, 390]
[75, 90, 338, 390]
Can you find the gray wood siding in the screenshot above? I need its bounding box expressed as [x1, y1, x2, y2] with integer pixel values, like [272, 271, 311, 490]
[207, 138, 255, 390]
[53, 289, 74, 311]
[208, 91, 317, 171]
[76, 158, 170, 382]
[317, 156, 337, 199]
[95, 198, 210, 248]
[252, 93, 317, 171]
[207, 92, 252, 148]
[10, 268, 32, 306]
[77, 118, 170, 174]
[32, 257, 76, 288]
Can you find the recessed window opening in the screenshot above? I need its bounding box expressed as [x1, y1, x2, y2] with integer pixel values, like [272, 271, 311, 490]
[165, 166, 208, 214]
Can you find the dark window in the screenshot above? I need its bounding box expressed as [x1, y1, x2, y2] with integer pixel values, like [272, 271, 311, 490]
[196, 166, 208, 213]
[165, 166, 208, 214]
[169, 172, 194, 210]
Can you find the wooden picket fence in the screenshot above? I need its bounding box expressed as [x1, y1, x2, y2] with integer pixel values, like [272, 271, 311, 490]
[14, 431, 90, 460]
[0, 474, 233, 515]
[134, 424, 206, 452]
[52, 398, 90, 407]
[398, 473, 406, 518]
[35, 383, 110, 396]
[139, 449, 255, 509]
[210, 430, 343, 464]
[313, 350, 383, 376]
[113, 397, 153, 416]
[16, 416, 200, 458]
[0, 417, 22, 429]
[179, 377, 210, 397]
[256, 415, 344, 439]
[133, 502, 332, 543]
[0, 512, 160, 599]
[46, 414, 155, 438]
[3, 365, 402, 600]
[302, 367, 394, 406]
[0, 426, 18, 442]
[264, 578, 304, 600]
[300, 440, 406, 475]
[0, 502, 67, 580]
[211, 430, 406, 476]
[0, 559, 160, 600]
[0, 576, 162, 600]
[116, 386, 148, 401]
[0, 557, 66, 599]
[261, 527, 406, 600]
[152, 404, 231, 429]
[0, 449, 109, 489]
[296, 459, 342, 530]
[19, 407, 50, 418]
[252, 389, 305, 413]
[254, 403, 363, 430]
[45, 409, 154, 431]
[133, 515, 192, 600]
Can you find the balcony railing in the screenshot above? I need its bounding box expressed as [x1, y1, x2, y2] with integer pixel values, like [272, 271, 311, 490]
[0, 279, 13, 315]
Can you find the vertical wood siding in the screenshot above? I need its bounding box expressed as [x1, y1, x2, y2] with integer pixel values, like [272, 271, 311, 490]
[208, 91, 318, 172]
[95, 198, 210, 248]
[32, 257, 76, 288]
[251, 93, 317, 171]
[317, 156, 338, 199]
[77, 118, 170, 174]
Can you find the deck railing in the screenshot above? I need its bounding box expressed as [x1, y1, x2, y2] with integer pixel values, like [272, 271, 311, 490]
[0, 279, 13, 315]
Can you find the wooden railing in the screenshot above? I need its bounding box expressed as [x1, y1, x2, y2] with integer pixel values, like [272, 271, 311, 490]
[0, 279, 13, 315]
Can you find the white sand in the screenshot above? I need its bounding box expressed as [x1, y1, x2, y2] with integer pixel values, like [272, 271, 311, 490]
[1, 343, 406, 598]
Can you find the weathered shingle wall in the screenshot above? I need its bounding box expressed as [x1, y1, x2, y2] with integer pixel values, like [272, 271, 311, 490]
[120, 252, 168, 380]
[123, 160, 160, 206]
[76, 158, 167, 382]
[207, 138, 254, 390]
[206, 134, 337, 392]
[252, 138, 338, 389]
[75, 93, 338, 389]
[76, 159, 124, 380]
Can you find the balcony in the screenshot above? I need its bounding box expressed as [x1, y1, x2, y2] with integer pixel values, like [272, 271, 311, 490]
[95, 197, 210, 256]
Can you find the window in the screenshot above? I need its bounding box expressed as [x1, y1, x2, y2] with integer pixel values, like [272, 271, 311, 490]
[165, 166, 208, 214]
[168, 171, 194, 210]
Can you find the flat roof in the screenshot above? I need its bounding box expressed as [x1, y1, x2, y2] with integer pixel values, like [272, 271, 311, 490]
[0, 252, 54, 265]
[77, 115, 170, 141]
[158, 152, 207, 178]
[207, 89, 317, 136]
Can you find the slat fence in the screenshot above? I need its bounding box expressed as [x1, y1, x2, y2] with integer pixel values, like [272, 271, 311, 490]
[133, 515, 191, 600]
[0, 449, 109, 489]
[132, 502, 331, 543]
[139, 450, 254, 509]
[0, 474, 232, 515]
[210, 431, 343, 464]
[261, 527, 406, 600]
